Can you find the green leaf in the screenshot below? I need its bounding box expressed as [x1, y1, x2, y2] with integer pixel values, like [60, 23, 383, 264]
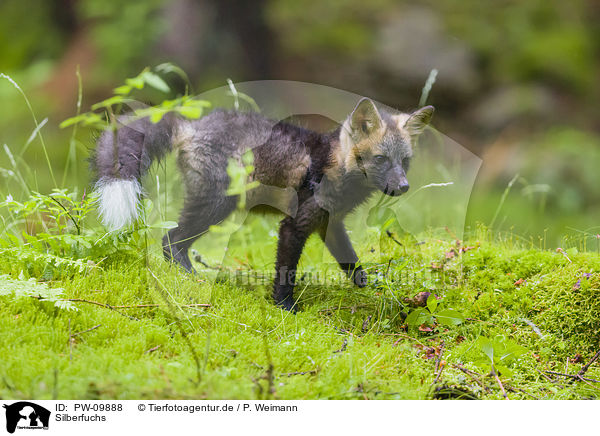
[242, 149, 254, 166]
[404, 308, 423, 326]
[114, 85, 133, 95]
[498, 343, 527, 362]
[176, 106, 202, 119]
[0, 274, 76, 311]
[91, 96, 133, 110]
[149, 109, 167, 123]
[142, 198, 154, 215]
[476, 337, 495, 362]
[183, 99, 211, 108]
[149, 221, 178, 230]
[366, 207, 394, 227]
[495, 364, 513, 378]
[155, 63, 192, 87]
[125, 75, 145, 90]
[435, 308, 465, 326]
[77, 239, 92, 249]
[405, 308, 433, 327]
[60, 113, 105, 129]
[141, 71, 170, 93]
[426, 294, 438, 313]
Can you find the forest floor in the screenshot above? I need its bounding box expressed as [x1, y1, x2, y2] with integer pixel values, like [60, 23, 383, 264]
[1, 228, 599, 400]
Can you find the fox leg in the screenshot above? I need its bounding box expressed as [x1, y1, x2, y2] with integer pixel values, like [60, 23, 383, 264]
[319, 220, 367, 287]
[273, 217, 310, 311]
[163, 195, 237, 273]
[273, 200, 325, 311]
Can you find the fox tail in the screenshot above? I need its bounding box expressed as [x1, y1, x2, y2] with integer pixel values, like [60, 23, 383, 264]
[92, 115, 175, 230]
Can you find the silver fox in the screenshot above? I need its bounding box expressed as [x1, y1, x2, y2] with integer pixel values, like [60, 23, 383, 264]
[92, 98, 433, 311]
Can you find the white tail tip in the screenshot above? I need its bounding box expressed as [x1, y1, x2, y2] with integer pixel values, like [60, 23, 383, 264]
[95, 179, 142, 230]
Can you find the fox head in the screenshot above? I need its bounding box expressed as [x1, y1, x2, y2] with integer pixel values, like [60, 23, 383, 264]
[339, 98, 434, 196]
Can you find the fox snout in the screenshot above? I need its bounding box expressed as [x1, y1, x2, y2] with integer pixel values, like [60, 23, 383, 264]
[383, 182, 409, 196]
[384, 182, 409, 196]
[382, 168, 409, 196]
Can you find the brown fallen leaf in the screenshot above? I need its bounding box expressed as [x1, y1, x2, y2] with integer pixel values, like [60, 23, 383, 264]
[411, 291, 432, 307]
[460, 245, 479, 253]
[418, 324, 434, 333]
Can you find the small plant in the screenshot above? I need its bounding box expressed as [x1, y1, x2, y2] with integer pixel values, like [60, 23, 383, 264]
[0, 188, 96, 257]
[60, 64, 211, 131]
[471, 335, 527, 377]
[224, 150, 260, 210]
[0, 187, 177, 277]
[405, 294, 465, 331]
[0, 273, 76, 311]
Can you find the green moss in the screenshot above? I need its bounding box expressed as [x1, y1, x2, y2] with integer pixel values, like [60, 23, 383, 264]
[1, 234, 599, 400]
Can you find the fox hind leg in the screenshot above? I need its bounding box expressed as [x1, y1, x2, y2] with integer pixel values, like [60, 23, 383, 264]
[163, 195, 237, 273]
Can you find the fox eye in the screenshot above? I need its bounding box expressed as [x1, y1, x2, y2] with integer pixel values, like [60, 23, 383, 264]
[373, 155, 389, 165]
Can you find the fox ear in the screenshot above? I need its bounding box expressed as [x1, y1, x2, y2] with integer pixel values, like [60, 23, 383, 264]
[404, 105, 434, 138]
[350, 98, 382, 135]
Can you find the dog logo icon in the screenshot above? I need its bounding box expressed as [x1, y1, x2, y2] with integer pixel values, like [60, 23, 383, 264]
[3, 402, 50, 433]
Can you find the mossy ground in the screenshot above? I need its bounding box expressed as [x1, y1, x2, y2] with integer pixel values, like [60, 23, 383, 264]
[1, 228, 599, 400]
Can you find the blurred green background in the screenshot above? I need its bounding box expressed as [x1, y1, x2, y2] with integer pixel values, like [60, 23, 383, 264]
[0, 0, 599, 246]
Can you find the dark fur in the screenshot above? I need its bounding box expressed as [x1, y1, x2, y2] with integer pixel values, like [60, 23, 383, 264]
[92, 114, 175, 181]
[93, 99, 433, 311]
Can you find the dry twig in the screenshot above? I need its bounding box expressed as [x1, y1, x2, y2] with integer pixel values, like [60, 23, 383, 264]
[536, 368, 555, 382]
[318, 304, 369, 314]
[577, 349, 600, 378]
[492, 367, 508, 400]
[30, 295, 211, 321]
[505, 385, 539, 400]
[451, 364, 491, 393]
[72, 324, 101, 337]
[280, 369, 318, 377]
[544, 370, 600, 383]
[30, 295, 139, 321]
[144, 345, 162, 354]
[541, 349, 600, 385]
[112, 303, 211, 309]
[433, 341, 445, 384]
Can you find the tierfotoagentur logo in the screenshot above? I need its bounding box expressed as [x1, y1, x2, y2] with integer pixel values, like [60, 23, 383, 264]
[2, 402, 50, 433]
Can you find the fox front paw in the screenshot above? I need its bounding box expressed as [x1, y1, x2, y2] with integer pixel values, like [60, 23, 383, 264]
[352, 267, 368, 288]
[276, 297, 298, 313]
[273, 287, 298, 313]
